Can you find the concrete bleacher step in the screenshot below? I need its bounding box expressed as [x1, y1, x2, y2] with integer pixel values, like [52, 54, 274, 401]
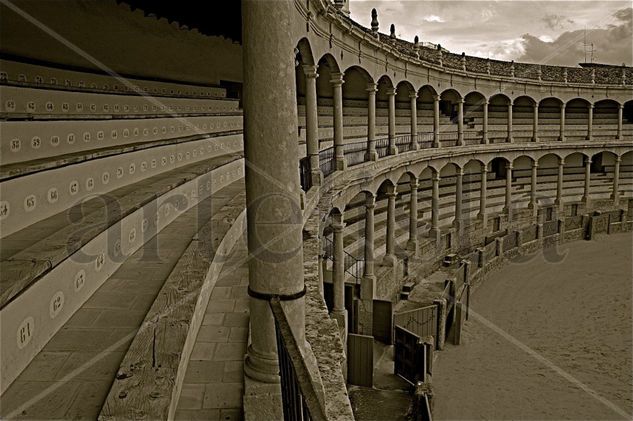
[0, 178, 245, 420]
[0, 153, 242, 307]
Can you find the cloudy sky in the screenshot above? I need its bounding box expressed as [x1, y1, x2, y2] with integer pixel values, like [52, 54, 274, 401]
[348, 1, 633, 66]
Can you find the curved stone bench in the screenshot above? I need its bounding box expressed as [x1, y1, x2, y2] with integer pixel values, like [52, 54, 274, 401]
[99, 188, 247, 420]
[0, 156, 244, 394]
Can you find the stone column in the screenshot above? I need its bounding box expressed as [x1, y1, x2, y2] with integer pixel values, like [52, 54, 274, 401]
[242, 0, 305, 402]
[363, 193, 376, 280]
[507, 101, 513, 143]
[387, 88, 398, 155]
[359, 194, 375, 336]
[331, 213, 347, 327]
[410, 93, 418, 150]
[331, 73, 346, 170]
[612, 156, 621, 205]
[433, 95, 440, 148]
[582, 157, 592, 205]
[366, 82, 378, 161]
[504, 162, 513, 220]
[586, 103, 593, 141]
[430, 171, 441, 241]
[529, 161, 538, 216]
[617, 104, 624, 140]
[478, 163, 488, 228]
[556, 158, 565, 211]
[303, 65, 321, 186]
[457, 98, 464, 146]
[532, 102, 539, 142]
[482, 100, 489, 144]
[559, 103, 566, 141]
[407, 176, 419, 254]
[453, 168, 464, 227]
[384, 185, 397, 265]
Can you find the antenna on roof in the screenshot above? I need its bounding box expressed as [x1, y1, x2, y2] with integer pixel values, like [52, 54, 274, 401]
[582, 28, 595, 64]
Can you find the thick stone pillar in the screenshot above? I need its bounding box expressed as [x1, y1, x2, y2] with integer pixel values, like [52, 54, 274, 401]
[478, 163, 488, 228]
[482, 100, 489, 144]
[242, 0, 305, 410]
[586, 104, 593, 140]
[387, 88, 398, 155]
[303, 65, 321, 186]
[410, 93, 419, 150]
[532, 102, 539, 142]
[504, 163, 513, 220]
[555, 158, 565, 211]
[433, 95, 440, 148]
[384, 185, 397, 265]
[559, 103, 566, 141]
[612, 156, 621, 205]
[331, 213, 347, 328]
[453, 168, 464, 227]
[529, 161, 538, 216]
[366, 83, 378, 161]
[457, 98, 464, 146]
[331, 73, 346, 170]
[582, 157, 592, 205]
[617, 104, 624, 140]
[430, 172, 441, 241]
[507, 101, 513, 143]
[407, 176, 419, 254]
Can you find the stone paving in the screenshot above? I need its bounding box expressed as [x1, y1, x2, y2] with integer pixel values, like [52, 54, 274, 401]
[175, 237, 249, 421]
[0, 180, 243, 420]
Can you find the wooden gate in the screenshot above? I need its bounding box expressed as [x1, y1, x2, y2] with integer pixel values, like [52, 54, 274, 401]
[372, 299, 393, 344]
[394, 325, 427, 385]
[347, 333, 374, 387]
[393, 304, 438, 348]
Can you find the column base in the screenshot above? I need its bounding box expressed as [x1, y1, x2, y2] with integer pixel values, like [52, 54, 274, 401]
[382, 253, 397, 267]
[506, 136, 514, 143]
[559, 136, 565, 142]
[336, 158, 347, 171]
[410, 142, 419, 151]
[406, 238, 419, 256]
[611, 194, 620, 206]
[244, 344, 280, 384]
[477, 212, 487, 228]
[429, 227, 441, 245]
[585, 135, 592, 141]
[528, 202, 538, 217]
[532, 136, 539, 142]
[482, 134, 488, 145]
[330, 309, 348, 343]
[457, 138, 464, 147]
[388, 145, 398, 155]
[366, 150, 379, 162]
[310, 170, 323, 187]
[360, 275, 376, 300]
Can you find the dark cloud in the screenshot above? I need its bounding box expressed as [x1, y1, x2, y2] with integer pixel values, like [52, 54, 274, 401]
[518, 8, 632, 66]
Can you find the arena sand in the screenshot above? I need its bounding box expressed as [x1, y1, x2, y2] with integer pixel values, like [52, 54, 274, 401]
[433, 232, 632, 420]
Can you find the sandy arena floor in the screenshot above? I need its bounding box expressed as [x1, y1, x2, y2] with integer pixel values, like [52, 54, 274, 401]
[433, 232, 633, 420]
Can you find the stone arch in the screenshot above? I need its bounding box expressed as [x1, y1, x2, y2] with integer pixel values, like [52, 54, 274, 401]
[343, 66, 374, 101]
[593, 99, 620, 130]
[316, 54, 341, 100]
[296, 37, 315, 66]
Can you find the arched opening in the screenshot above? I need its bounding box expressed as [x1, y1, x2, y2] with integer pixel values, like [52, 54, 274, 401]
[513, 96, 536, 142]
[417, 85, 438, 147]
[538, 97, 563, 142]
[593, 100, 619, 140]
[488, 94, 511, 143]
[376, 75, 395, 155]
[564, 98, 591, 141]
[464, 92, 486, 144]
[342, 66, 375, 165]
[439, 89, 462, 144]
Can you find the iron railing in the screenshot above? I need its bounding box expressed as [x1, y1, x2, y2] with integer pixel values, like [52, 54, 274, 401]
[270, 298, 327, 421]
[344, 140, 368, 167]
[323, 236, 364, 283]
[319, 146, 335, 178]
[375, 137, 390, 158]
